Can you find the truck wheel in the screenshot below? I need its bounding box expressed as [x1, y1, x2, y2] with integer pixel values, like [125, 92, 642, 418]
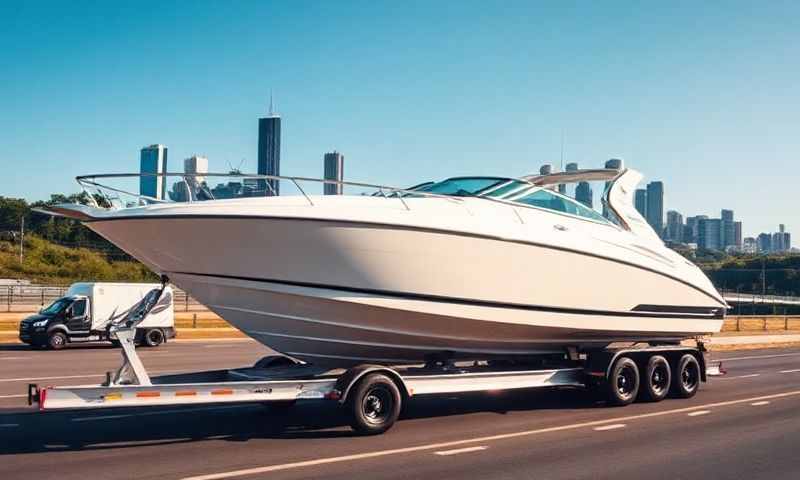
[671, 354, 700, 399]
[605, 357, 639, 406]
[638, 355, 671, 402]
[143, 329, 164, 347]
[346, 373, 402, 435]
[48, 332, 68, 350]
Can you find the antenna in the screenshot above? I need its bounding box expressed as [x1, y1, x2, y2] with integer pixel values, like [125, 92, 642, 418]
[269, 90, 275, 116]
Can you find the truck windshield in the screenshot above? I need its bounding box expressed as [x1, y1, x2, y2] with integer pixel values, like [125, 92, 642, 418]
[40, 298, 72, 316]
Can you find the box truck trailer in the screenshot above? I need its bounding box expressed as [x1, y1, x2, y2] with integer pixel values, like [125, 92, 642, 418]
[18, 282, 175, 349]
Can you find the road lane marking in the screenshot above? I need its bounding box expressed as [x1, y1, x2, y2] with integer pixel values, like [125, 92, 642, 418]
[0, 394, 27, 399]
[0, 369, 194, 384]
[717, 374, 761, 380]
[179, 389, 800, 480]
[719, 353, 800, 362]
[687, 410, 710, 417]
[434, 446, 487, 456]
[0, 374, 107, 383]
[0, 423, 19, 428]
[593, 424, 625, 431]
[751, 401, 770, 406]
[780, 369, 800, 374]
[0, 357, 26, 360]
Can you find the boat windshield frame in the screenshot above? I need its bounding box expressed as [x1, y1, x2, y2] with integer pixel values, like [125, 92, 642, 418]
[71, 171, 627, 230]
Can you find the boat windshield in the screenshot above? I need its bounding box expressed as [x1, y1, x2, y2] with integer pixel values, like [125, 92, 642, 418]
[416, 177, 511, 197]
[509, 188, 610, 223]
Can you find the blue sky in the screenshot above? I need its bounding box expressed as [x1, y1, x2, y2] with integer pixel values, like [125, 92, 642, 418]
[1, 1, 797, 237]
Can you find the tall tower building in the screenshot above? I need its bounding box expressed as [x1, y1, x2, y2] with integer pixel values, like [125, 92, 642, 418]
[258, 96, 281, 195]
[323, 151, 344, 195]
[721, 209, 735, 248]
[575, 181, 593, 208]
[140, 144, 168, 200]
[646, 181, 664, 237]
[666, 210, 684, 243]
[564, 162, 579, 198]
[184, 155, 209, 183]
[698, 218, 722, 250]
[734, 221, 743, 249]
[634, 189, 647, 218]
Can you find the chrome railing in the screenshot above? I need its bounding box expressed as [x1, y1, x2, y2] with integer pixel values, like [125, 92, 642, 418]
[75, 172, 467, 212]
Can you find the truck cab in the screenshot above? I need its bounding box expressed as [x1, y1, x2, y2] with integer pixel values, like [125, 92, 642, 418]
[18, 283, 175, 350]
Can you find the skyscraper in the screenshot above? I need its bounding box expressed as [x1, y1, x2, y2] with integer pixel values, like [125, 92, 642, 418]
[666, 210, 684, 243]
[323, 151, 344, 195]
[257, 98, 281, 195]
[698, 218, 722, 250]
[721, 209, 735, 248]
[734, 221, 743, 249]
[685, 215, 707, 245]
[646, 181, 664, 237]
[575, 181, 593, 208]
[565, 162, 579, 198]
[140, 144, 168, 200]
[184, 155, 209, 183]
[757, 233, 772, 253]
[634, 189, 647, 218]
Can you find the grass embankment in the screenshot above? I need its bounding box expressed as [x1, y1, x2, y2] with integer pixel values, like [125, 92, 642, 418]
[0, 236, 156, 285]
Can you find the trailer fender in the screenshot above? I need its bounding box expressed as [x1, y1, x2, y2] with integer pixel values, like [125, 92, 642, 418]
[333, 365, 408, 404]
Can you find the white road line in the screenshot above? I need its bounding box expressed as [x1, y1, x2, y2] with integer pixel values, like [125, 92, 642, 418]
[0, 423, 20, 428]
[780, 369, 800, 374]
[179, 389, 800, 480]
[0, 369, 193, 384]
[0, 394, 27, 399]
[687, 410, 710, 417]
[593, 424, 625, 431]
[751, 401, 770, 406]
[719, 352, 800, 362]
[0, 357, 26, 360]
[434, 446, 487, 456]
[717, 373, 761, 380]
[0, 374, 106, 383]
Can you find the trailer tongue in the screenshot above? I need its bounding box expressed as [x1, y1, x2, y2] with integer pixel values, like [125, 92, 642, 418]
[27, 279, 724, 435]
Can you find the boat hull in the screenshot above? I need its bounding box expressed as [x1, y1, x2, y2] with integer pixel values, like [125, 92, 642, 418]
[86, 214, 725, 367]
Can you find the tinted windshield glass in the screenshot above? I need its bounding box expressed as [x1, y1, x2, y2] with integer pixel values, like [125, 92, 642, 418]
[513, 188, 610, 224]
[479, 180, 530, 198]
[418, 177, 508, 196]
[41, 298, 71, 316]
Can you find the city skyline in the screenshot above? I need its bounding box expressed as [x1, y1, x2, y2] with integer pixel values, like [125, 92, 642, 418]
[1, 2, 798, 235]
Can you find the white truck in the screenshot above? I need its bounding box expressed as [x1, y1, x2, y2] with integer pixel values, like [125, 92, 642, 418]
[19, 282, 175, 349]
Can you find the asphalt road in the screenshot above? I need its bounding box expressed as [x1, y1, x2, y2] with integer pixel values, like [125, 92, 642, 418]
[2, 341, 800, 480]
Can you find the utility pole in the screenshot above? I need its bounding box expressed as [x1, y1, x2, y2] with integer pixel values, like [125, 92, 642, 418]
[19, 216, 24, 263]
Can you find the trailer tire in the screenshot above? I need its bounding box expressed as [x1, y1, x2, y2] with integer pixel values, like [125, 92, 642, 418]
[638, 355, 671, 402]
[671, 354, 700, 399]
[143, 329, 164, 347]
[48, 331, 68, 350]
[346, 373, 402, 435]
[605, 357, 639, 406]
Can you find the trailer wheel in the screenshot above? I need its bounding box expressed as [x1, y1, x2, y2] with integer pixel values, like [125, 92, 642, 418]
[346, 373, 402, 435]
[639, 355, 671, 402]
[605, 357, 639, 406]
[671, 354, 700, 399]
[48, 331, 68, 350]
[143, 329, 164, 347]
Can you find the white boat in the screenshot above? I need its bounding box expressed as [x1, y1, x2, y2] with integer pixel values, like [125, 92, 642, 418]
[48, 167, 726, 367]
